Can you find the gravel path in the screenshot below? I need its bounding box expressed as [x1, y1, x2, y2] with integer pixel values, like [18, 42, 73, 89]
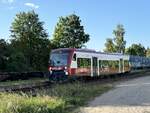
[80, 75, 150, 113]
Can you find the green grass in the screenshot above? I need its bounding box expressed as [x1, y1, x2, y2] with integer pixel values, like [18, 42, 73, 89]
[0, 81, 112, 113]
[0, 93, 65, 113]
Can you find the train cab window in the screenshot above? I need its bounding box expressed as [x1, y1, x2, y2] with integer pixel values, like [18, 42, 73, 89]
[73, 53, 76, 61]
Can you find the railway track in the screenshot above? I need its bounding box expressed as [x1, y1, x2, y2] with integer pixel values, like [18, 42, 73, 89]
[0, 69, 150, 92]
[0, 81, 51, 92]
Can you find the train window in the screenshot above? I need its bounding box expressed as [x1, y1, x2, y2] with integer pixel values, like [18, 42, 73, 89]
[77, 58, 91, 68]
[109, 61, 119, 68]
[102, 61, 109, 68]
[124, 60, 129, 67]
[99, 60, 119, 68]
[73, 53, 76, 61]
[99, 60, 109, 68]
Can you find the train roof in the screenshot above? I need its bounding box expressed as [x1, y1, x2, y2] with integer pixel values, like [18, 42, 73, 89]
[52, 48, 126, 56]
[51, 48, 150, 59]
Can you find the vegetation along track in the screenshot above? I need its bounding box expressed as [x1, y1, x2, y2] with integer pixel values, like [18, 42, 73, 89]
[0, 72, 46, 82]
[0, 79, 50, 92]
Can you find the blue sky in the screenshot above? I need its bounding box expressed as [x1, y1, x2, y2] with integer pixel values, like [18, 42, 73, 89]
[0, 0, 150, 51]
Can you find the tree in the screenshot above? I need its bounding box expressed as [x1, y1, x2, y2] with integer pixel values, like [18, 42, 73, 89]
[0, 39, 9, 71]
[104, 38, 115, 52]
[113, 24, 126, 53]
[146, 47, 150, 57]
[104, 24, 126, 53]
[126, 43, 146, 56]
[10, 11, 50, 71]
[52, 14, 90, 48]
[7, 51, 28, 72]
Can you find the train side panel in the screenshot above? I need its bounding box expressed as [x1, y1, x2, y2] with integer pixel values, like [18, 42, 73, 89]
[129, 56, 150, 70]
[70, 51, 131, 77]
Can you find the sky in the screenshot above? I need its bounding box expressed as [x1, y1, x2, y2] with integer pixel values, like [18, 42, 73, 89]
[0, 0, 150, 51]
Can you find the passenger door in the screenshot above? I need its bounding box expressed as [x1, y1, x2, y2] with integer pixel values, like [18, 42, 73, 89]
[119, 59, 123, 73]
[92, 57, 98, 76]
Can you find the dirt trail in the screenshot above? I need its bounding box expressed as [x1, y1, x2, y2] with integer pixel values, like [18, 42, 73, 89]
[80, 75, 150, 113]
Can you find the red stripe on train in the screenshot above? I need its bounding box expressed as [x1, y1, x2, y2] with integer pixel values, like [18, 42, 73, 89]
[68, 68, 76, 75]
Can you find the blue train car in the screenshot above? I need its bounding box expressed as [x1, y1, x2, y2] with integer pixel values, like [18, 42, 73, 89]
[129, 55, 150, 69]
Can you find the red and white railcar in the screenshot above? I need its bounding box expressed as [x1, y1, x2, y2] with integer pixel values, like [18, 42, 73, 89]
[48, 48, 130, 80]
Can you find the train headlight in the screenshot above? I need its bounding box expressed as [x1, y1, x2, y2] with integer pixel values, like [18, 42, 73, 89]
[49, 70, 52, 74]
[65, 71, 68, 75]
[49, 67, 51, 71]
[64, 67, 68, 75]
[64, 66, 67, 70]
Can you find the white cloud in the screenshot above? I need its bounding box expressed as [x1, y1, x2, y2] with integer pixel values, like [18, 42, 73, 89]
[0, 0, 15, 10]
[1, 0, 14, 4]
[25, 2, 39, 9]
[7, 0, 13, 3]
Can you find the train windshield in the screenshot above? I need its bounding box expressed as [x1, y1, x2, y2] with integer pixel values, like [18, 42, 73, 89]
[50, 51, 69, 66]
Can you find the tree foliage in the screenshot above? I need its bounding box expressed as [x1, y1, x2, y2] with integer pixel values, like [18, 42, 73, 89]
[10, 11, 50, 71]
[113, 24, 126, 53]
[146, 47, 150, 57]
[0, 39, 9, 71]
[104, 38, 115, 52]
[126, 43, 146, 56]
[104, 24, 126, 53]
[52, 14, 90, 48]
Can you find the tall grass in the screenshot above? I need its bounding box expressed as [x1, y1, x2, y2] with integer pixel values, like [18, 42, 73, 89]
[37, 82, 112, 112]
[0, 82, 112, 113]
[0, 93, 65, 113]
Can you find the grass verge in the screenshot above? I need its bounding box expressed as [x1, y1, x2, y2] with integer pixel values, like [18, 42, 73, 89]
[0, 82, 112, 113]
